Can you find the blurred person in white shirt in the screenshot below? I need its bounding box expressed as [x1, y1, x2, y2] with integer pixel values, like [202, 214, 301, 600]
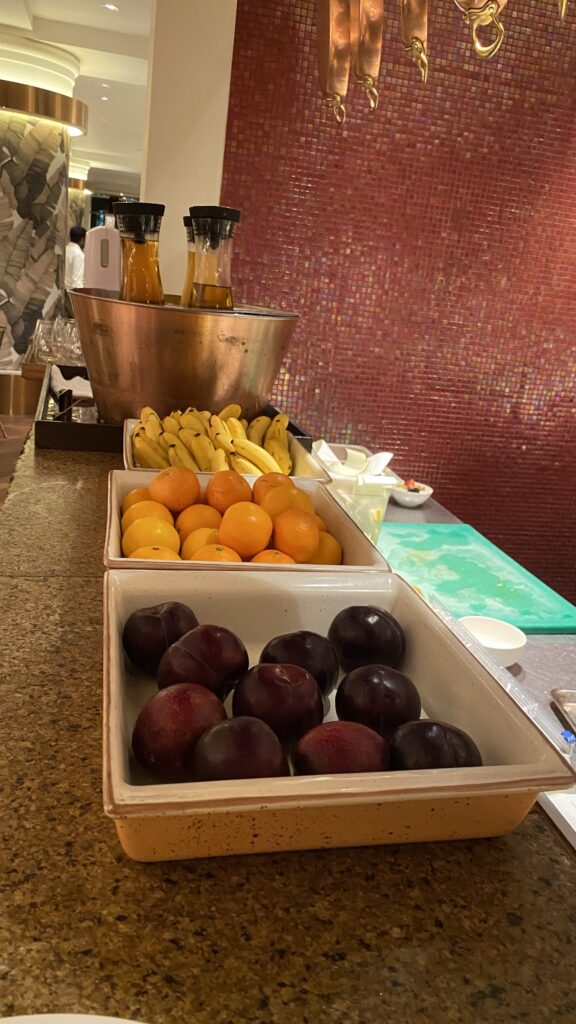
[65, 226, 86, 289]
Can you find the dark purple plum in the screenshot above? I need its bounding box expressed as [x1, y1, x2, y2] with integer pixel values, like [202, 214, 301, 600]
[156, 643, 222, 694]
[122, 601, 199, 673]
[156, 624, 247, 697]
[328, 605, 405, 671]
[191, 717, 290, 781]
[336, 665, 421, 738]
[132, 683, 226, 781]
[233, 663, 323, 744]
[181, 624, 248, 685]
[390, 720, 483, 771]
[259, 630, 339, 696]
[293, 721, 389, 775]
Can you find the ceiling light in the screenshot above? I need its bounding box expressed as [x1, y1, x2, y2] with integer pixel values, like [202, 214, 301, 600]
[101, 83, 109, 88]
[101, 95, 109, 101]
[102, 3, 120, 10]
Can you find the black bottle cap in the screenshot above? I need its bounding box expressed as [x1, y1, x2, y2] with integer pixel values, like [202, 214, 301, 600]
[112, 202, 165, 216]
[189, 205, 241, 222]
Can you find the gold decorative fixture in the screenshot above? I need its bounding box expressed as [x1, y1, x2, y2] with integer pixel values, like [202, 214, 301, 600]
[400, 0, 429, 83]
[316, 0, 351, 123]
[0, 79, 88, 136]
[350, 1, 385, 112]
[316, 0, 570, 122]
[454, 0, 508, 60]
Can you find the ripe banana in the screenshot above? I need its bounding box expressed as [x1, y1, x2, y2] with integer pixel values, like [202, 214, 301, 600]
[162, 414, 181, 436]
[226, 416, 247, 440]
[143, 411, 162, 442]
[210, 447, 229, 472]
[240, 418, 248, 431]
[157, 432, 172, 453]
[231, 437, 283, 474]
[179, 430, 215, 472]
[180, 410, 207, 433]
[218, 403, 242, 420]
[133, 435, 170, 469]
[247, 415, 271, 446]
[140, 406, 158, 424]
[208, 414, 232, 447]
[168, 446, 183, 468]
[264, 413, 289, 446]
[264, 437, 292, 475]
[228, 453, 263, 477]
[214, 431, 235, 455]
[165, 436, 200, 471]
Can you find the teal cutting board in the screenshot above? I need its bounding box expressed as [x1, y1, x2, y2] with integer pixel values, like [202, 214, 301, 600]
[377, 523, 576, 633]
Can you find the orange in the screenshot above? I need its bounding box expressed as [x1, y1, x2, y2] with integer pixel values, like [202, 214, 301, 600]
[190, 543, 242, 563]
[252, 472, 296, 506]
[148, 466, 200, 513]
[273, 509, 320, 563]
[121, 485, 151, 515]
[251, 549, 295, 564]
[121, 500, 174, 533]
[205, 470, 252, 514]
[122, 516, 181, 557]
[175, 503, 222, 541]
[305, 530, 343, 565]
[219, 501, 273, 558]
[181, 527, 220, 559]
[128, 546, 182, 561]
[311, 513, 327, 533]
[260, 484, 314, 521]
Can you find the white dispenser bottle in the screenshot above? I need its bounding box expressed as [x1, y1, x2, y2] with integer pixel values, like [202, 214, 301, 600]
[84, 224, 122, 292]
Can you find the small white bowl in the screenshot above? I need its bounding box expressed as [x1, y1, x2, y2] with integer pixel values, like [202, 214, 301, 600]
[458, 615, 527, 668]
[391, 481, 433, 508]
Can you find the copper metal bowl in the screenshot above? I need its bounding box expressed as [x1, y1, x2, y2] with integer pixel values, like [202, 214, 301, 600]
[70, 288, 299, 423]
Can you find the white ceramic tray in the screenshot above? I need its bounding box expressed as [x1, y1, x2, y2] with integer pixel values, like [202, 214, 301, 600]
[105, 469, 388, 572]
[104, 569, 573, 861]
[123, 419, 329, 480]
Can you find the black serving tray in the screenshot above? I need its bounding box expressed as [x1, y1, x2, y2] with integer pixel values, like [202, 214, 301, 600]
[34, 366, 310, 454]
[34, 365, 123, 453]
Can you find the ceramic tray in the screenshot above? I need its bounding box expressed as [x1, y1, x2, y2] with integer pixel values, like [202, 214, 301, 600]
[104, 569, 573, 861]
[123, 419, 329, 481]
[105, 469, 388, 572]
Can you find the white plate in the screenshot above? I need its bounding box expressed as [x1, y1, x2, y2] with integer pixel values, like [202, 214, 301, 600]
[123, 419, 329, 481]
[105, 469, 389, 572]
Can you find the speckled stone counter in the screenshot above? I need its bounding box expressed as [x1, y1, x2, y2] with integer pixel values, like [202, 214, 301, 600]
[0, 440, 575, 1024]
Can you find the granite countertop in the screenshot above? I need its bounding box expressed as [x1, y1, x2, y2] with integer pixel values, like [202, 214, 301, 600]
[1, 441, 575, 1024]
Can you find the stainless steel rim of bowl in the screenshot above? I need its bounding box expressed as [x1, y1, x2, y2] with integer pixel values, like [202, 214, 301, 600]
[70, 288, 298, 319]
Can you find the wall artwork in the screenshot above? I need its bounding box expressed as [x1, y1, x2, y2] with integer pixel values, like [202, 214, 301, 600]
[0, 111, 68, 357]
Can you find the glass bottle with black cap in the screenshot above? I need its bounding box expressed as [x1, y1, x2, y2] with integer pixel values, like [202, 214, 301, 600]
[180, 215, 195, 307]
[188, 205, 240, 310]
[113, 202, 165, 305]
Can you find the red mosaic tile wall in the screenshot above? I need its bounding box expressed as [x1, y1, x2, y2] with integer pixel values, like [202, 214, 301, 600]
[221, 0, 576, 604]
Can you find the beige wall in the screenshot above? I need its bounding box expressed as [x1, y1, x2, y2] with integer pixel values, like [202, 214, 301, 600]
[141, 0, 238, 296]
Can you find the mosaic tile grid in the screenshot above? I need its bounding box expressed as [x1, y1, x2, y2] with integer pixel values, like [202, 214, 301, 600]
[221, 0, 576, 604]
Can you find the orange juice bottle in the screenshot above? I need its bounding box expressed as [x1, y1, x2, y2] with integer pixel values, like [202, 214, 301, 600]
[113, 202, 165, 305]
[189, 205, 240, 310]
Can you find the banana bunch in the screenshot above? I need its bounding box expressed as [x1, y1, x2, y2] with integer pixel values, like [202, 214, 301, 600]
[131, 403, 293, 476]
